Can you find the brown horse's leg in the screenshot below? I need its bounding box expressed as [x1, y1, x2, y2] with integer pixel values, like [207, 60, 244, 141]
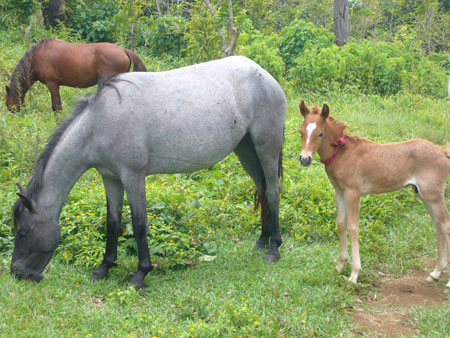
[344, 190, 361, 284]
[46, 81, 62, 111]
[334, 188, 349, 273]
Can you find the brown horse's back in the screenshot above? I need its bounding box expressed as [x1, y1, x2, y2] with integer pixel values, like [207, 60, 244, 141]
[32, 39, 132, 88]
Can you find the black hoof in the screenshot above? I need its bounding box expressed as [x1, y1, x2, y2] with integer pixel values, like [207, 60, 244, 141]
[130, 271, 148, 290]
[90, 269, 108, 281]
[264, 252, 280, 263]
[254, 241, 267, 250]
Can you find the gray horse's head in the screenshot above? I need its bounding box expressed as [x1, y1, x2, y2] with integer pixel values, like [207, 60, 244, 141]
[10, 184, 60, 282]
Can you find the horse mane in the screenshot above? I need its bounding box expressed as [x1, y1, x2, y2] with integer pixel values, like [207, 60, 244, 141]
[9, 38, 55, 99]
[327, 115, 372, 144]
[12, 98, 89, 223]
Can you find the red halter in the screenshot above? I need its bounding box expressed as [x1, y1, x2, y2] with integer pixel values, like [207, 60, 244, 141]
[320, 134, 348, 166]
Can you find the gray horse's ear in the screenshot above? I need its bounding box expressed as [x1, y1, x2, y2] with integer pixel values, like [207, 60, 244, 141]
[321, 104, 330, 119]
[16, 183, 34, 212]
[299, 100, 310, 117]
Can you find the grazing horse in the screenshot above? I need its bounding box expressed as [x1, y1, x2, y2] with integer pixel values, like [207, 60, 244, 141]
[298, 101, 450, 292]
[10, 56, 286, 289]
[5, 37, 147, 111]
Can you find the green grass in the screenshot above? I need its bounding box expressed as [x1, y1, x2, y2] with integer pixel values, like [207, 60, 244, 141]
[1, 38, 450, 336]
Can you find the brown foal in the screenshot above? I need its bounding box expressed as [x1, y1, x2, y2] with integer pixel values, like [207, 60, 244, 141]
[298, 100, 450, 292]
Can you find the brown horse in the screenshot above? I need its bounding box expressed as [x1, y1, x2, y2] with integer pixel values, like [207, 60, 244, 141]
[5, 38, 147, 111]
[298, 100, 450, 292]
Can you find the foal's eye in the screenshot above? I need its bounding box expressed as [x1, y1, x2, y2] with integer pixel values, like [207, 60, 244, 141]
[318, 132, 324, 137]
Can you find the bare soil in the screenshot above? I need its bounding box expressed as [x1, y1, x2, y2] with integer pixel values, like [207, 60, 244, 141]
[350, 269, 449, 337]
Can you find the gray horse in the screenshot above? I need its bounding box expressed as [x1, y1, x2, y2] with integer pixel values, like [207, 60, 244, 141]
[11, 56, 286, 289]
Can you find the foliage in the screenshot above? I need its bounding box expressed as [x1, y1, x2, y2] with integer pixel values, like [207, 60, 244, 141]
[291, 39, 447, 97]
[279, 19, 334, 74]
[242, 31, 284, 81]
[0, 0, 39, 28]
[148, 15, 187, 58]
[67, 0, 120, 42]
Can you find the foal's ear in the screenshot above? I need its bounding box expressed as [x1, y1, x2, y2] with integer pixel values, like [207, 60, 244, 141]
[321, 104, 330, 119]
[299, 100, 310, 117]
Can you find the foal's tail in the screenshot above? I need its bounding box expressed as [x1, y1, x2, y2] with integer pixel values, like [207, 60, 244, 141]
[124, 49, 147, 72]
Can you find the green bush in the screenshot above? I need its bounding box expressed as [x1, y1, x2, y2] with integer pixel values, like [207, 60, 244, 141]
[279, 19, 334, 74]
[148, 15, 187, 58]
[242, 31, 285, 81]
[67, 0, 119, 42]
[0, 0, 39, 28]
[291, 39, 447, 97]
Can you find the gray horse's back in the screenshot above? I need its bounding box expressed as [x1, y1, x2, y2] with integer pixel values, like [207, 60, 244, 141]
[85, 56, 286, 175]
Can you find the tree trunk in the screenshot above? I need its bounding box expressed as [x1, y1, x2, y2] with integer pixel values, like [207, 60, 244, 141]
[334, 0, 349, 46]
[203, 0, 240, 58]
[41, 0, 67, 28]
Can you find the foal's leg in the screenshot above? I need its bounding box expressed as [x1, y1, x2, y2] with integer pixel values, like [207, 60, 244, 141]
[421, 194, 450, 289]
[45, 81, 62, 111]
[91, 176, 124, 281]
[344, 190, 362, 283]
[334, 188, 349, 273]
[121, 173, 152, 289]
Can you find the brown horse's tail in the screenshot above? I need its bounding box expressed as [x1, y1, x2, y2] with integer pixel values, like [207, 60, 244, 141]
[124, 49, 147, 72]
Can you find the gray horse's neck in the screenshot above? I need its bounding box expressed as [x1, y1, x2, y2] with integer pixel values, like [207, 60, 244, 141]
[34, 120, 91, 220]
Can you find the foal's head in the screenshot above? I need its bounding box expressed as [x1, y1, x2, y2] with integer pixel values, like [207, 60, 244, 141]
[298, 100, 329, 166]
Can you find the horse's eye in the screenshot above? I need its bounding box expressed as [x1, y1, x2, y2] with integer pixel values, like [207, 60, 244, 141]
[318, 132, 324, 137]
[17, 229, 28, 238]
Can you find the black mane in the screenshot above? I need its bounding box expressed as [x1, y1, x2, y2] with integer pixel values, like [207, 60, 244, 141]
[12, 98, 89, 223]
[9, 38, 54, 99]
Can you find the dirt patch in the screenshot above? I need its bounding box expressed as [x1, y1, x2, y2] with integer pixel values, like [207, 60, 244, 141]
[351, 269, 449, 337]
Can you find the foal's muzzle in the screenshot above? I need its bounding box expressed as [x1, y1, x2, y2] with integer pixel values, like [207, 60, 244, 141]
[299, 155, 312, 167]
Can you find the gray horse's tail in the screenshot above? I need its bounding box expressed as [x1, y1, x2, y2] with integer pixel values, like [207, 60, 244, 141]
[124, 49, 147, 72]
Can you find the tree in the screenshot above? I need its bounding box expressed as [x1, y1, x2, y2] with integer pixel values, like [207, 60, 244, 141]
[203, 0, 240, 57]
[41, 0, 67, 28]
[333, 0, 349, 46]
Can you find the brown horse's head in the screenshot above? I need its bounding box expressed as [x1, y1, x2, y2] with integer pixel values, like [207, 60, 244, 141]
[298, 100, 329, 166]
[5, 85, 22, 112]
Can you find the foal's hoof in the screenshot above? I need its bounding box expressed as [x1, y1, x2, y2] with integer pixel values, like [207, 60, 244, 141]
[444, 287, 450, 294]
[264, 252, 280, 263]
[426, 275, 438, 283]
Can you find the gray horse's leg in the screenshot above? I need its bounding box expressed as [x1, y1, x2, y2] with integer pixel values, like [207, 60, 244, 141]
[251, 131, 283, 263]
[120, 172, 152, 289]
[91, 176, 124, 281]
[233, 134, 270, 249]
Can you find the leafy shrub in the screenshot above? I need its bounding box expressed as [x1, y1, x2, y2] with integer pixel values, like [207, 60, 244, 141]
[148, 15, 187, 58]
[279, 19, 334, 74]
[242, 31, 284, 81]
[291, 39, 447, 97]
[0, 0, 39, 28]
[67, 0, 119, 42]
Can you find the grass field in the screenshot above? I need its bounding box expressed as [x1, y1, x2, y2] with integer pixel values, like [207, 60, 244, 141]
[0, 39, 449, 337]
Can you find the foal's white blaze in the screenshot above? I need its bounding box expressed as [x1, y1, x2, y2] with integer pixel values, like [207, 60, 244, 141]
[305, 122, 317, 145]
